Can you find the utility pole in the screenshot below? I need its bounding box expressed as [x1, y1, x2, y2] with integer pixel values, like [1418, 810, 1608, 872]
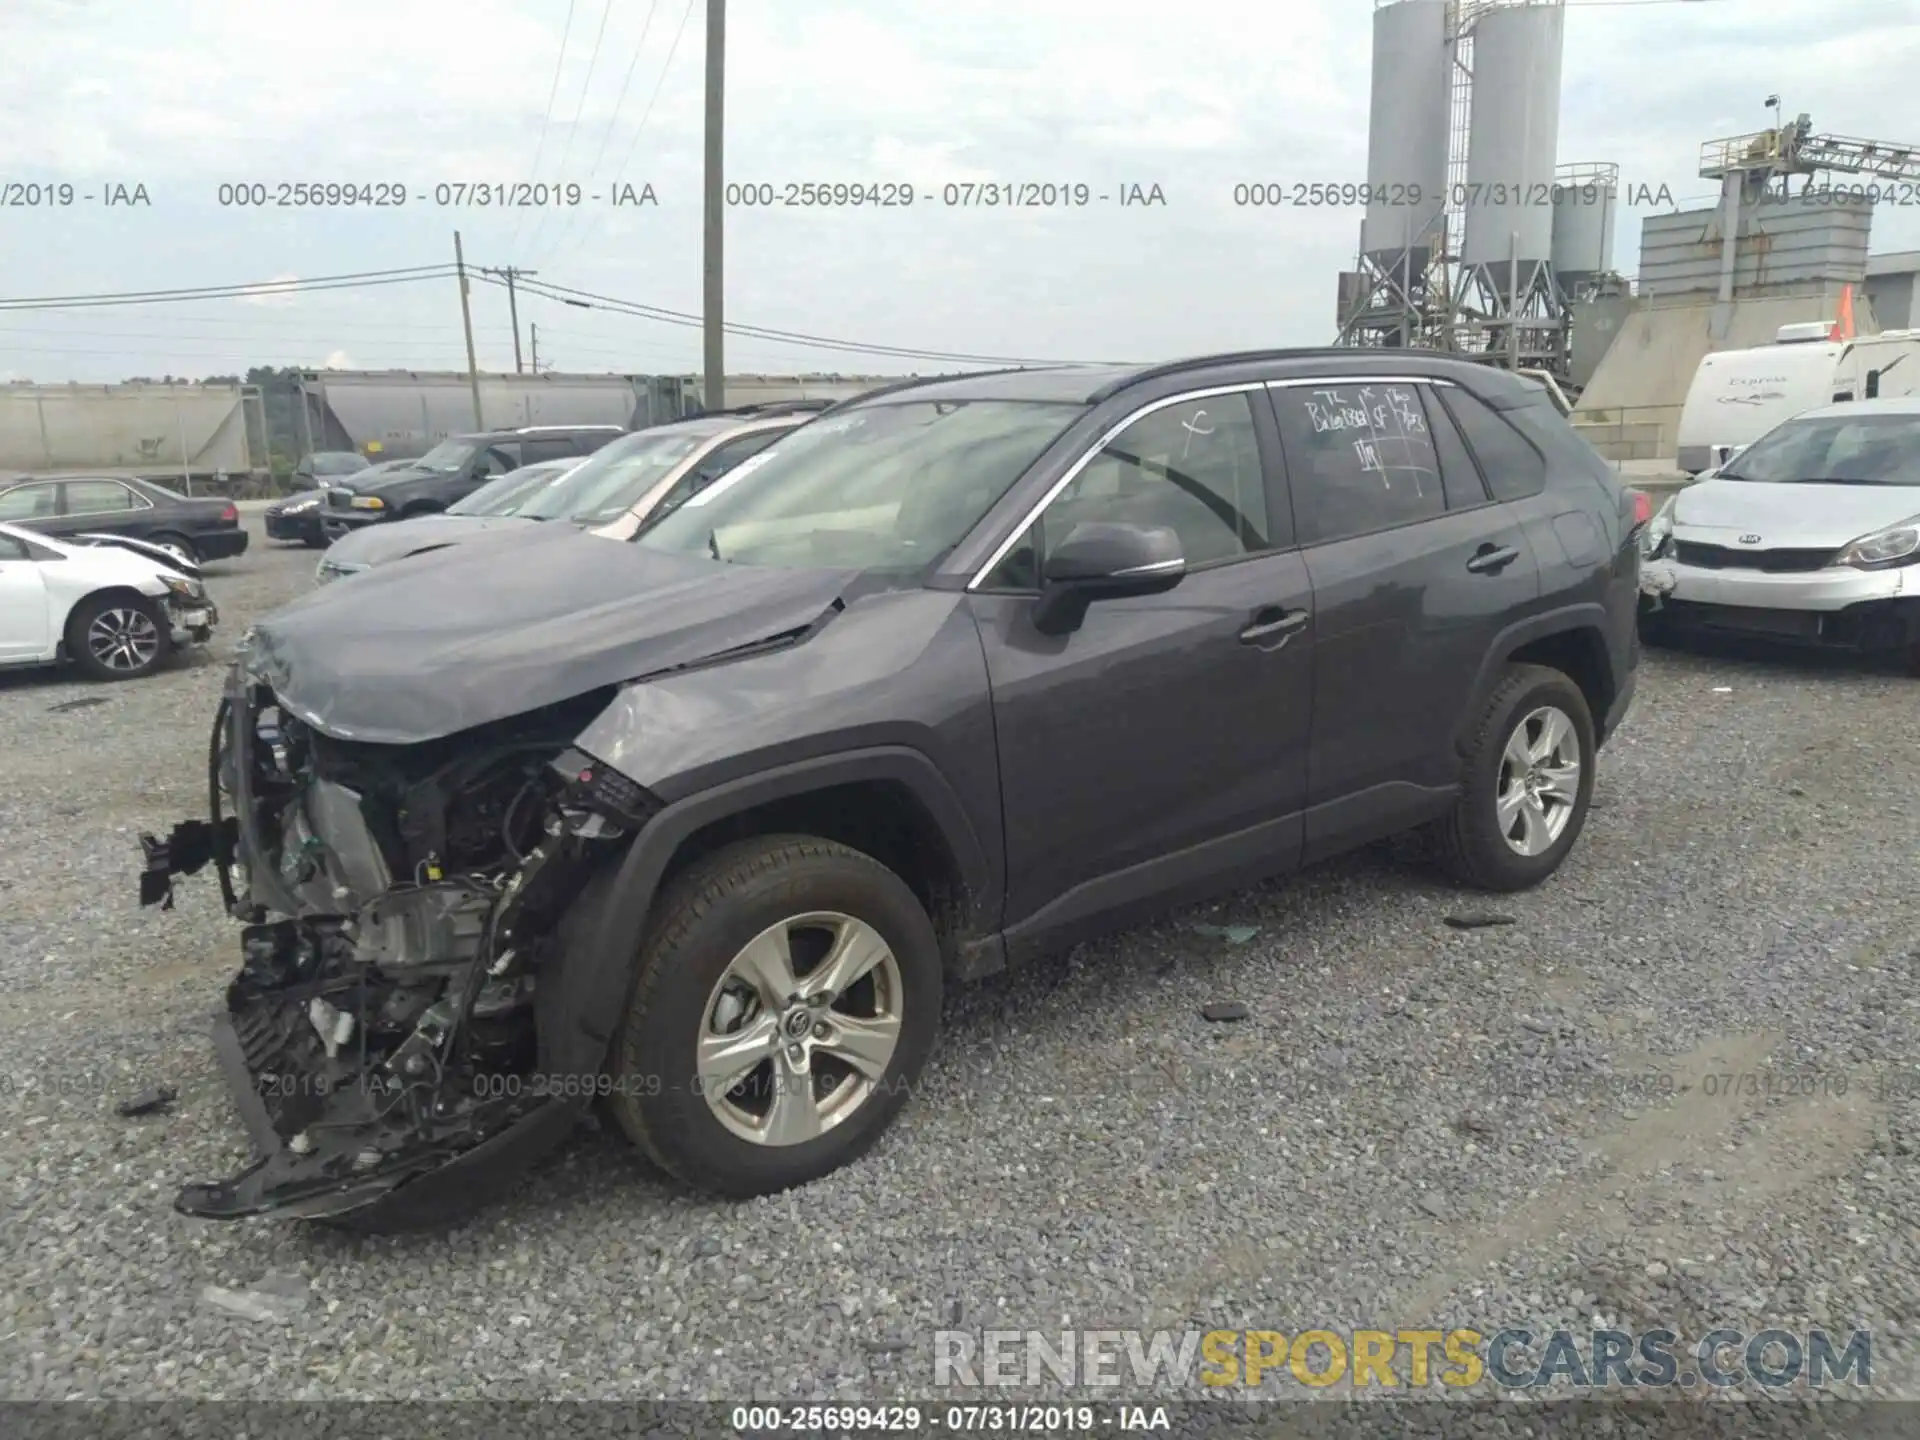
[530, 322, 540, 373]
[453, 231, 484, 427]
[479, 266, 537, 372]
[702, 0, 725, 409]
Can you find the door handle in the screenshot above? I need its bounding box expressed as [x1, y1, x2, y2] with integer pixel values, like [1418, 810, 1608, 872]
[1466, 544, 1520, 575]
[1239, 606, 1309, 645]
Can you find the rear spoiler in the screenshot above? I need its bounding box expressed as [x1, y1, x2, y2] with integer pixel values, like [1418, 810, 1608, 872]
[68, 532, 205, 578]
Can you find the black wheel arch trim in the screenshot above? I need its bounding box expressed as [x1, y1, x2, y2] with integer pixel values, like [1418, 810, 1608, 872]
[535, 744, 994, 1079]
[1458, 603, 1617, 749]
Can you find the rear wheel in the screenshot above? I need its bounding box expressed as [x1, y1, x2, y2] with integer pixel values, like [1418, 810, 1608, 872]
[608, 835, 943, 1198]
[147, 532, 199, 567]
[1431, 664, 1596, 891]
[66, 592, 171, 681]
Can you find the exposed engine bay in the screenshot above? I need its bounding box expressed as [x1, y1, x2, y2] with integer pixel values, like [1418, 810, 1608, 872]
[141, 669, 654, 1224]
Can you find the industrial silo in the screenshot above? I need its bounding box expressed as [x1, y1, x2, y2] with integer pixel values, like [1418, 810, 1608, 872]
[1461, 0, 1567, 287]
[1360, 0, 1452, 265]
[1552, 162, 1618, 290]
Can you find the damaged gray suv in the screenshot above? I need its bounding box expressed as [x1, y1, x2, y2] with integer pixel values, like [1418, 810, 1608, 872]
[140, 351, 1643, 1227]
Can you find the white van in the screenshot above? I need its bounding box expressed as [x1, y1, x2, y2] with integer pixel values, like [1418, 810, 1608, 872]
[1675, 327, 1920, 473]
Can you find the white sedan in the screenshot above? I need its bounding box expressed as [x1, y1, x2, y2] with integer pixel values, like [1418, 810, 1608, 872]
[0, 521, 218, 681]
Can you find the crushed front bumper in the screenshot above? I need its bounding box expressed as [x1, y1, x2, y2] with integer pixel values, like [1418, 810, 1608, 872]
[137, 669, 632, 1227]
[165, 595, 218, 650]
[1640, 556, 1919, 649]
[174, 955, 580, 1226]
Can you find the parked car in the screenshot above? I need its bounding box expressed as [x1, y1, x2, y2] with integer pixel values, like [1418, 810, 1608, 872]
[291, 451, 371, 490]
[141, 351, 1642, 1226]
[314, 406, 824, 582]
[267, 458, 393, 547]
[320, 425, 627, 540]
[0, 474, 248, 567]
[0, 521, 217, 680]
[314, 458, 584, 582]
[1641, 396, 1920, 669]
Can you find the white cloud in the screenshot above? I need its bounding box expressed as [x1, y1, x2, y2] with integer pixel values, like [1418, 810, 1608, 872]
[323, 351, 357, 369]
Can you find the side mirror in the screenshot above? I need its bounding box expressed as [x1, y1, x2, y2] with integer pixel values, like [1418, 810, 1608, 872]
[1031, 521, 1185, 635]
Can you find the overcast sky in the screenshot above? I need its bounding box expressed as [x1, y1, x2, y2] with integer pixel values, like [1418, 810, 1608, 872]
[2, 0, 1917, 383]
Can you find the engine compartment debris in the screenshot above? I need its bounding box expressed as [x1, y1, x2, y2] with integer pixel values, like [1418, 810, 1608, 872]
[143, 671, 644, 1224]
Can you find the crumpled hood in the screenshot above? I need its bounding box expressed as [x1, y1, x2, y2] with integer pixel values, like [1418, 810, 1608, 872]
[323, 512, 534, 569]
[1674, 478, 1920, 548]
[67, 531, 202, 579]
[247, 525, 859, 744]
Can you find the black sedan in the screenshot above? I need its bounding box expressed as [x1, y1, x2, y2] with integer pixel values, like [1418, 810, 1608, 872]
[266, 460, 409, 547]
[0, 474, 249, 566]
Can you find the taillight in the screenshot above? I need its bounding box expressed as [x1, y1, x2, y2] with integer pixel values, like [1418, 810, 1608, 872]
[220, 503, 238, 522]
[1628, 489, 1652, 527]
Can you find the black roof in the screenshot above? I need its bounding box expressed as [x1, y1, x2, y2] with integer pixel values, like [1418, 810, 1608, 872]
[836, 350, 1543, 408]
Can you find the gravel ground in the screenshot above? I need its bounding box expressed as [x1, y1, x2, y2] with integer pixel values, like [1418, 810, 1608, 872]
[3, 519, 1919, 1416]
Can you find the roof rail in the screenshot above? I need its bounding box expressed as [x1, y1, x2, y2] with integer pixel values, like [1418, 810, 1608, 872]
[721, 398, 841, 416]
[808, 366, 1077, 414]
[1084, 349, 1358, 404]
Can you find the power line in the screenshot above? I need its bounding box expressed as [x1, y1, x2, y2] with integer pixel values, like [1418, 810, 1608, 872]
[530, 0, 662, 268]
[551, 0, 694, 269]
[476, 271, 1098, 365]
[509, 0, 581, 257]
[0, 268, 459, 311]
[523, 0, 616, 262]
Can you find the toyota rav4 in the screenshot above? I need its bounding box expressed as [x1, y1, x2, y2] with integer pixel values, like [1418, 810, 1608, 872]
[139, 350, 1643, 1228]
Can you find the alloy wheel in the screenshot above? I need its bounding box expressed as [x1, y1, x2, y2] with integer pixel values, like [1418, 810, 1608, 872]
[1495, 705, 1581, 857]
[698, 911, 904, 1146]
[85, 606, 161, 673]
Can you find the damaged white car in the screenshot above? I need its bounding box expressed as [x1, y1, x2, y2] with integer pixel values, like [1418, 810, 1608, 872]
[0, 521, 217, 680]
[1640, 398, 1920, 671]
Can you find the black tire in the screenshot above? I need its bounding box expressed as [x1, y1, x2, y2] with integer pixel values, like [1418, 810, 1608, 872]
[147, 532, 199, 566]
[400, 503, 442, 519]
[300, 533, 327, 549]
[65, 591, 172, 682]
[1637, 609, 1674, 649]
[607, 834, 943, 1198]
[1430, 663, 1596, 892]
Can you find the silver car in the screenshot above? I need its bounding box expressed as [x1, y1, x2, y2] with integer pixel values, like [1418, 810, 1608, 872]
[1640, 396, 1920, 669]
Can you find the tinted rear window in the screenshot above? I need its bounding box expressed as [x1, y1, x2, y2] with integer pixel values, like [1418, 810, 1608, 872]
[1440, 389, 1546, 501]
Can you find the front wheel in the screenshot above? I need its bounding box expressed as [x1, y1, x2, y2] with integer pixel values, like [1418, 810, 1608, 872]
[1430, 664, 1597, 891]
[608, 835, 943, 1197]
[66, 592, 171, 681]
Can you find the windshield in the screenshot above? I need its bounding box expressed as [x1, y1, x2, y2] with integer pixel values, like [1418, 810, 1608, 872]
[312, 452, 369, 476]
[636, 400, 1086, 571]
[517, 427, 710, 523]
[413, 438, 481, 473]
[447, 465, 567, 516]
[1720, 413, 1920, 486]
